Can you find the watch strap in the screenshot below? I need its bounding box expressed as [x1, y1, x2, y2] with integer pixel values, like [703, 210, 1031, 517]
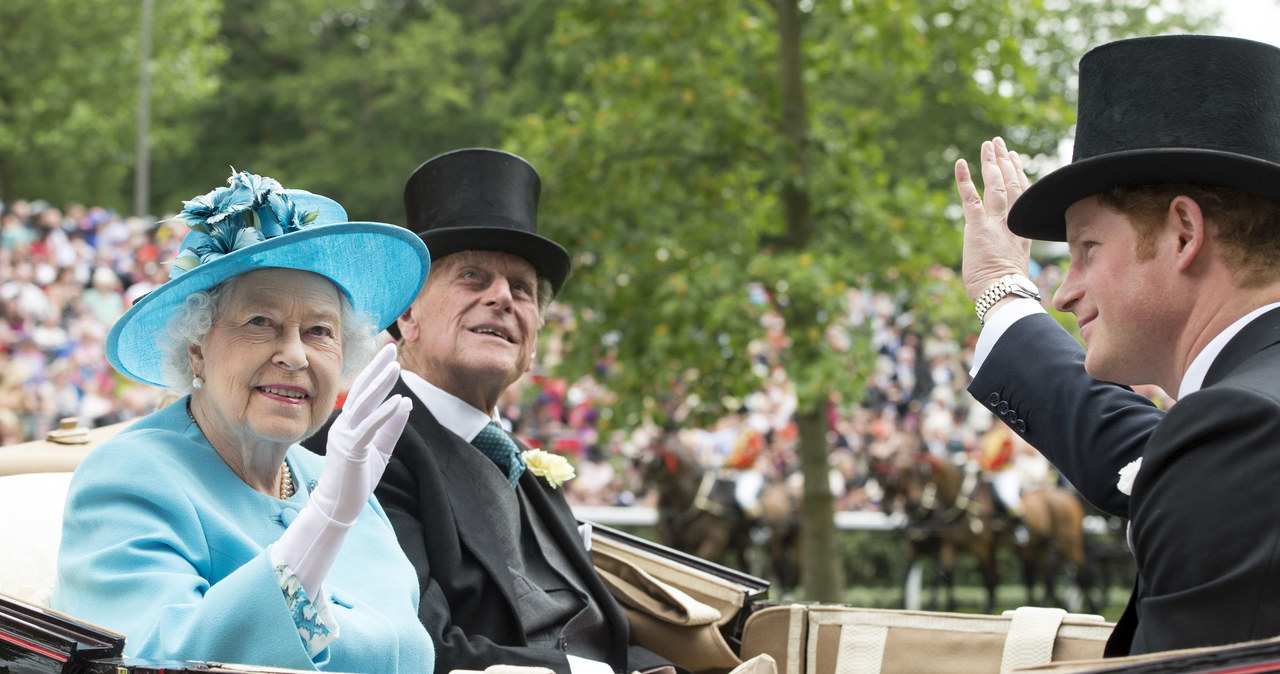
[975, 274, 1040, 325]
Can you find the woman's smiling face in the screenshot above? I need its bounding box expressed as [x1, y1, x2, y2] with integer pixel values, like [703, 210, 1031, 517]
[190, 268, 345, 450]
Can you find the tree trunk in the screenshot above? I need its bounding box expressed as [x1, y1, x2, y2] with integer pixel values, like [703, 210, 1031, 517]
[773, 0, 844, 602]
[775, 0, 812, 250]
[796, 405, 844, 601]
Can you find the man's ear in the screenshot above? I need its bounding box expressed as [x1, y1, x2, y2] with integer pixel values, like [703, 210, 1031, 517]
[1169, 195, 1206, 271]
[397, 302, 420, 343]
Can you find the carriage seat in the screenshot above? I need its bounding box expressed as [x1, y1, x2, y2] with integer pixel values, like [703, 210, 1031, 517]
[0, 470, 73, 606]
[0, 418, 124, 606]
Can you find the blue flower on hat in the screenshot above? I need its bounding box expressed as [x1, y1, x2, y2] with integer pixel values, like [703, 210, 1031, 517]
[169, 171, 319, 279]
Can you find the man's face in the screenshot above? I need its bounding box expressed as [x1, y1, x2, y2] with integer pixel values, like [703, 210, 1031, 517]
[1053, 196, 1179, 386]
[402, 250, 540, 405]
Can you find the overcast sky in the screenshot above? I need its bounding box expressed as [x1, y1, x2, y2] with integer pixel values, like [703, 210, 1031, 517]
[1219, 0, 1280, 46]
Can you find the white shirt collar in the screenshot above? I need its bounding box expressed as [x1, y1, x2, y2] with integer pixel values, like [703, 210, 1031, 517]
[399, 369, 498, 443]
[1178, 301, 1280, 399]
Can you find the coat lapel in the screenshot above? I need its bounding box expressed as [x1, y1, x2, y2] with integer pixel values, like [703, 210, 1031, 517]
[401, 388, 529, 634]
[1203, 306, 1280, 388]
[518, 461, 591, 579]
[516, 440, 630, 663]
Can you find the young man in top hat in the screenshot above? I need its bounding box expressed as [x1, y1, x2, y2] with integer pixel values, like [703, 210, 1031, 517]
[308, 148, 671, 674]
[955, 34, 1280, 655]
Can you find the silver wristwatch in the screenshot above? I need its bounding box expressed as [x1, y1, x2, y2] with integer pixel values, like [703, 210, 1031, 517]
[975, 273, 1041, 325]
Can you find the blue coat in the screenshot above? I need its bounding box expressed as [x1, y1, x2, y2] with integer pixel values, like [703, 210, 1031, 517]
[52, 398, 435, 673]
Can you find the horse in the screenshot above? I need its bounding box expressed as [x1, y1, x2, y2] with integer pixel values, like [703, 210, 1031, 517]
[1017, 486, 1090, 611]
[876, 450, 1004, 613]
[1075, 496, 1136, 615]
[637, 434, 801, 591]
[876, 451, 1090, 614]
[636, 436, 752, 571]
[757, 477, 802, 595]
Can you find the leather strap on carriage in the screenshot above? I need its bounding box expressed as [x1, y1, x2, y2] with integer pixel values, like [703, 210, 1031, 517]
[1000, 606, 1068, 673]
[813, 605, 1099, 674]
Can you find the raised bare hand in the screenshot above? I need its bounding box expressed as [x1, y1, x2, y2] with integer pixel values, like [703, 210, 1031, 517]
[955, 137, 1034, 302]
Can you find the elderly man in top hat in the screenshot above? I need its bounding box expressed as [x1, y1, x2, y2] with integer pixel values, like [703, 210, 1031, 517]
[308, 149, 670, 674]
[955, 34, 1280, 656]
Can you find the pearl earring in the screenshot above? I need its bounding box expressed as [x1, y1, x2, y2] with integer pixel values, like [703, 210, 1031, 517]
[192, 375, 204, 390]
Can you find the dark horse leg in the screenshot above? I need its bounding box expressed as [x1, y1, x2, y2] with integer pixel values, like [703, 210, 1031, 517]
[903, 534, 945, 611]
[939, 541, 957, 612]
[1041, 548, 1063, 607]
[1021, 546, 1038, 606]
[1020, 488, 1088, 610]
[767, 523, 801, 594]
[1016, 525, 1041, 605]
[977, 534, 1000, 614]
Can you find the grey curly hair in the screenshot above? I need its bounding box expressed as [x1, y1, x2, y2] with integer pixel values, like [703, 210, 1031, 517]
[159, 274, 379, 395]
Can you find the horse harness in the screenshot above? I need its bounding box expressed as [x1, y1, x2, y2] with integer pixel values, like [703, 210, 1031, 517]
[653, 446, 735, 526]
[687, 470, 734, 521]
[914, 453, 988, 535]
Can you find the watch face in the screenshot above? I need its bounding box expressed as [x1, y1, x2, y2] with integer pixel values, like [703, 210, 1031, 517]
[1010, 275, 1039, 297]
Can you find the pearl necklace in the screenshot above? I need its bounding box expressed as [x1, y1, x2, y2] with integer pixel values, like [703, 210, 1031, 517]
[187, 399, 296, 500]
[279, 461, 296, 499]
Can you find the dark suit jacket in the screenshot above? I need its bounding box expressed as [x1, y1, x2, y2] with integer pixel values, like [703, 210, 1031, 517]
[970, 309, 1280, 656]
[307, 379, 661, 674]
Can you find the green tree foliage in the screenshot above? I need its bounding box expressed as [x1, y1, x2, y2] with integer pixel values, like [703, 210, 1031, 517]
[507, 0, 1215, 599]
[0, 0, 223, 210]
[165, 0, 566, 223]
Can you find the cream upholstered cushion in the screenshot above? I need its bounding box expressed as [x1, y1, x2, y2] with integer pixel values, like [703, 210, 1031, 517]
[0, 471, 72, 607]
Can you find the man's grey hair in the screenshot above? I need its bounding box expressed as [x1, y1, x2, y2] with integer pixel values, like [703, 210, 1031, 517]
[159, 274, 379, 394]
[536, 277, 554, 327]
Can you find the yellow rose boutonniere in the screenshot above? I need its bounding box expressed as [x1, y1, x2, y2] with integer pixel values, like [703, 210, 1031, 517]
[522, 449, 576, 489]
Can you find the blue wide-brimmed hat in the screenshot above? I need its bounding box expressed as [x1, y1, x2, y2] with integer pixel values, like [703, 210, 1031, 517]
[107, 171, 430, 387]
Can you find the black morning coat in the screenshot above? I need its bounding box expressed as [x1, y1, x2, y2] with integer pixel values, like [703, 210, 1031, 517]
[969, 307, 1280, 655]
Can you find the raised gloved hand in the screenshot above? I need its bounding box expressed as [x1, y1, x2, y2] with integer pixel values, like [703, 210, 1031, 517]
[310, 342, 409, 524]
[275, 343, 411, 600]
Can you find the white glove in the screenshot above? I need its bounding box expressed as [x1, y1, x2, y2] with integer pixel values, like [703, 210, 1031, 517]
[275, 343, 411, 600]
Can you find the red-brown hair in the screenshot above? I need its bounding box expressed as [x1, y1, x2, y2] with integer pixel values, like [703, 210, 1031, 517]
[1096, 185, 1280, 287]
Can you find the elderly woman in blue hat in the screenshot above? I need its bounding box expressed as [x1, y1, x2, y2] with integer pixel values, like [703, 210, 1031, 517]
[51, 172, 435, 673]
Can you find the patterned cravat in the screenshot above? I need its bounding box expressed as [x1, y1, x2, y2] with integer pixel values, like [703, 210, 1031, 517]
[472, 421, 525, 488]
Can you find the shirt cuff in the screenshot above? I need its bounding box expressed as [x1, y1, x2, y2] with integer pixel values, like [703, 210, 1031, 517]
[270, 543, 340, 658]
[969, 298, 1046, 377]
[568, 654, 614, 674]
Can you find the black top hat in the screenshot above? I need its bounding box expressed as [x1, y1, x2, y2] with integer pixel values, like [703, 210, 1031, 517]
[1009, 35, 1280, 241]
[403, 148, 571, 292]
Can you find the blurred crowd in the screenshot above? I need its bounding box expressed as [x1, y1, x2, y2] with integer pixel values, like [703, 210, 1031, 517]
[2, 196, 1092, 512]
[497, 272, 1085, 513]
[0, 198, 185, 445]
